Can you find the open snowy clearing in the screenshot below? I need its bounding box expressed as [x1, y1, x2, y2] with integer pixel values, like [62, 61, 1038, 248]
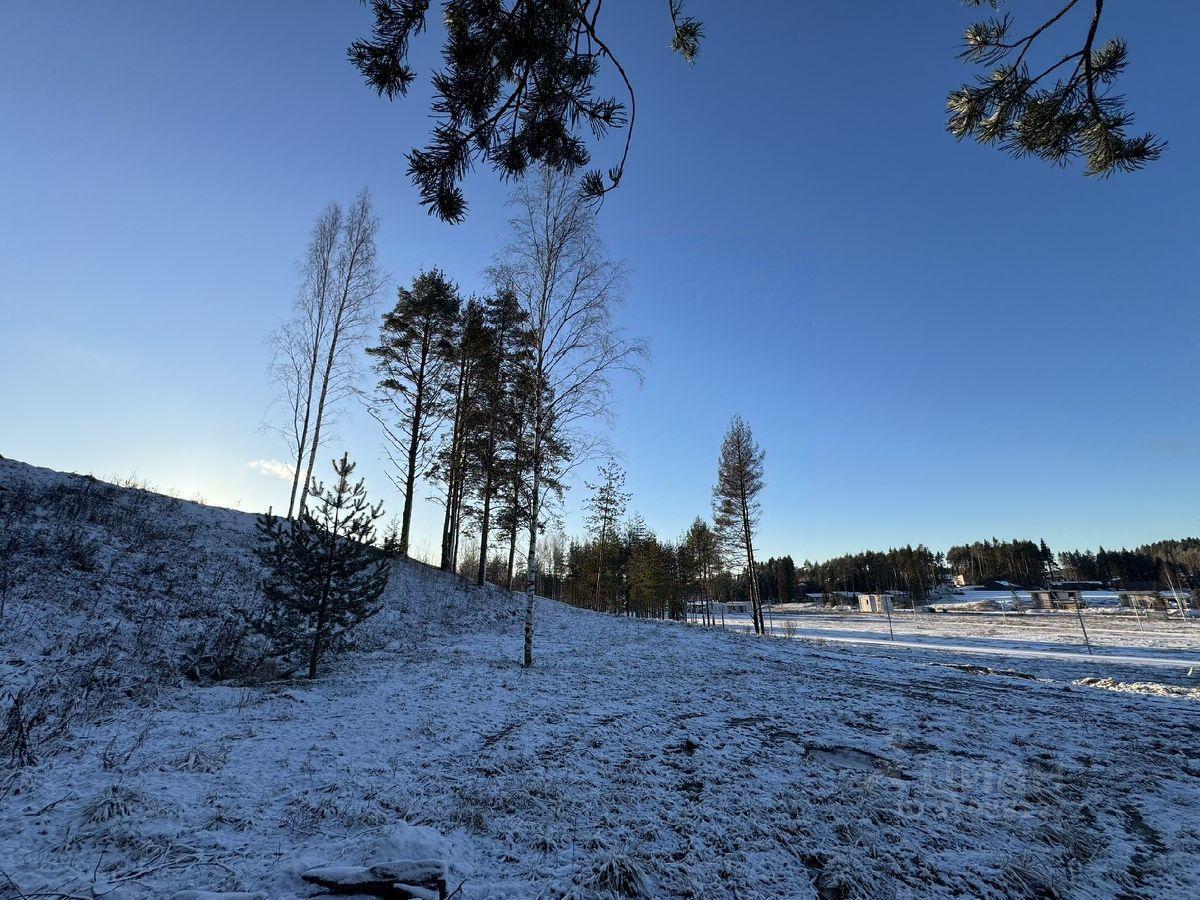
[714, 613, 1200, 673]
[3, 459, 1200, 898]
[5, 603, 1200, 898]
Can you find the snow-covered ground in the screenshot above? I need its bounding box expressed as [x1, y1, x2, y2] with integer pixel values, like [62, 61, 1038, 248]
[3, 458, 1200, 898]
[716, 610, 1200, 673]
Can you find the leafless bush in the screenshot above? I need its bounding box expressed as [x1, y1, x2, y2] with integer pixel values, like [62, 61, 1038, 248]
[1, 682, 79, 767]
[584, 848, 652, 898]
[80, 783, 153, 824]
[173, 743, 229, 773]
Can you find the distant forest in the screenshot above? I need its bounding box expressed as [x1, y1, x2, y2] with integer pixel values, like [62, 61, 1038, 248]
[801, 537, 1200, 600]
[538, 533, 1200, 615]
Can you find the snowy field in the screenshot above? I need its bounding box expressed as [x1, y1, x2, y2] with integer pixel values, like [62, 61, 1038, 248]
[3, 458, 1200, 898]
[713, 610, 1200, 674]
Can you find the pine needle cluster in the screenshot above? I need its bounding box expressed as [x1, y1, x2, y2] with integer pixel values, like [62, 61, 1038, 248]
[349, 0, 703, 221]
[948, 0, 1164, 176]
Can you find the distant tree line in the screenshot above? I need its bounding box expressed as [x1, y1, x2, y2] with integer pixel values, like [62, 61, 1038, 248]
[945, 539, 1053, 587]
[799, 537, 1200, 597]
[1056, 539, 1200, 588]
[562, 514, 687, 620]
[801, 546, 942, 600]
[558, 522, 1200, 622]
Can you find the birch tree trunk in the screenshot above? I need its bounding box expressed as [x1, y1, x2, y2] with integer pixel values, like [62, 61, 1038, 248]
[523, 387, 542, 668]
[297, 193, 380, 520]
[286, 330, 321, 519]
[268, 204, 339, 521]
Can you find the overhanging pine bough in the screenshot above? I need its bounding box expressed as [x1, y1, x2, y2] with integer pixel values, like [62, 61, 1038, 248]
[948, 0, 1164, 176]
[349, 0, 703, 222]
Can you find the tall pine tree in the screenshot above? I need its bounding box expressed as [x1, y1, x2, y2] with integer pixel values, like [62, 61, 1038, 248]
[366, 269, 460, 557]
[713, 416, 766, 635]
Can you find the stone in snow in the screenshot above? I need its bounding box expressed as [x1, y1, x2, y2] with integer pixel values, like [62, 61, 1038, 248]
[301, 857, 448, 898]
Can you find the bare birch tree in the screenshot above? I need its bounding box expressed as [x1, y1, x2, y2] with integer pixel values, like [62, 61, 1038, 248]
[268, 191, 382, 519]
[269, 204, 340, 519]
[489, 168, 646, 667]
[296, 191, 382, 519]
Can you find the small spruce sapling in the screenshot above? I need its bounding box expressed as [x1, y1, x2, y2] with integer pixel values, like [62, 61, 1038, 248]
[255, 454, 390, 678]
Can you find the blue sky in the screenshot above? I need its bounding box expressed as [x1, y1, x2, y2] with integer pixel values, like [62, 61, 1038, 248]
[2, 2, 1198, 562]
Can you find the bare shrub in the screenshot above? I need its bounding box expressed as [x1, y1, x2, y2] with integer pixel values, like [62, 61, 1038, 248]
[1, 682, 78, 767]
[81, 784, 151, 824]
[172, 743, 229, 774]
[584, 848, 652, 898]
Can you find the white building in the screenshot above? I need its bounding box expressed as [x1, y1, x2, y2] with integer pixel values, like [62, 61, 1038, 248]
[720, 600, 753, 615]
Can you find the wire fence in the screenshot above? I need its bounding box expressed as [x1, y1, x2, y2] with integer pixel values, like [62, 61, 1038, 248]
[682, 599, 1200, 665]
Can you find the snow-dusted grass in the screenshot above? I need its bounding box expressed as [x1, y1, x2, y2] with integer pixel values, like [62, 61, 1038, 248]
[3, 458, 1200, 898]
[718, 610, 1200, 670]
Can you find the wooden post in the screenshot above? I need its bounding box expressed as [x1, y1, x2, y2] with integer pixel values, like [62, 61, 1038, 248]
[1075, 603, 1093, 655]
[1164, 569, 1189, 626]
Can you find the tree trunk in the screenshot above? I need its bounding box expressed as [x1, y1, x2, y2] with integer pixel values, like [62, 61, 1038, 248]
[476, 461, 494, 587]
[523, 427, 542, 668]
[310, 571, 333, 680]
[505, 440, 522, 590]
[594, 523, 606, 611]
[507, 522, 518, 590]
[441, 349, 470, 570]
[287, 389, 313, 520]
[740, 491, 761, 635]
[399, 378, 424, 557]
[449, 440, 468, 571]
[298, 311, 343, 521]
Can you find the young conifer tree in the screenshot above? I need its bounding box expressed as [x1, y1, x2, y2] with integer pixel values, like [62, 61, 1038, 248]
[255, 454, 390, 679]
[584, 460, 630, 612]
[681, 517, 720, 625]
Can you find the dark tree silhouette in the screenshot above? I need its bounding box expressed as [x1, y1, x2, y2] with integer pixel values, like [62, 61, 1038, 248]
[255, 454, 390, 679]
[350, 2, 1165, 220]
[349, 0, 702, 222]
[713, 415, 766, 635]
[948, 0, 1164, 176]
[366, 269, 460, 557]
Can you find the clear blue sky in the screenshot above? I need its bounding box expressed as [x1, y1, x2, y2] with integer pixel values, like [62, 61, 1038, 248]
[2, 2, 1198, 563]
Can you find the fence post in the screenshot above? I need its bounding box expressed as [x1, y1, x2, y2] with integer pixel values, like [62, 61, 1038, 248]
[1075, 604, 1093, 655]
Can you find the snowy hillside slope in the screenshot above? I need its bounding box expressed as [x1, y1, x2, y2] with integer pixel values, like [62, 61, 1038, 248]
[3, 458, 1200, 898]
[0, 455, 519, 701]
